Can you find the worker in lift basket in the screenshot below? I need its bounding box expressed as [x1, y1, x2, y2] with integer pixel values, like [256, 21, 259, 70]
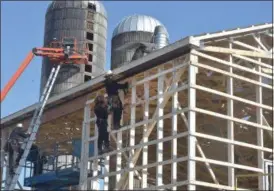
[4, 123, 30, 175]
[104, 70, 129, 130]
[94, 95, 111, 154]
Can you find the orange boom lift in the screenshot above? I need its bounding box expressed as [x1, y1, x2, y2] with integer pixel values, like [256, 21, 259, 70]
[1, 37, 88, 102]
[2, 37, 88, 191]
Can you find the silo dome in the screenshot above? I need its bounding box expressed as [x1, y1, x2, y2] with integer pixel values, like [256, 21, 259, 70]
[47, 1, 107, 17]
[111, 15, 169, 69]
[112, 15, 168, 38]
[41, 0, 107, 97]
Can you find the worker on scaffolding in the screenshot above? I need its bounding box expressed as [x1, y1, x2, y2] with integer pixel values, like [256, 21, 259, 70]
[29, 144, 47, 176]
[4, 123, 47, 176]
[4, 123, 30, 175]
[63, 37, 75, 59]
[104, 70, 129, 130]
[94, 95, 111, 154]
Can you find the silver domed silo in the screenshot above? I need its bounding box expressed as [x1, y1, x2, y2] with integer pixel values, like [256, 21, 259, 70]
[40, 1, 107, 96]
[111, 15, 169, 69]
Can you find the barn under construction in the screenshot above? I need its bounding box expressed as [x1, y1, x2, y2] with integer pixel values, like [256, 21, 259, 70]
[0, 2, 273, 190]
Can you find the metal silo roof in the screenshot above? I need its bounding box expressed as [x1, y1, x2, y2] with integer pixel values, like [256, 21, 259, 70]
[112, 14, 168, 38]
[47, 1, 107, 17]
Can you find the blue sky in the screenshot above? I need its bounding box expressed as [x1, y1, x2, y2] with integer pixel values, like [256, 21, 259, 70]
[1, 1, 272, 118]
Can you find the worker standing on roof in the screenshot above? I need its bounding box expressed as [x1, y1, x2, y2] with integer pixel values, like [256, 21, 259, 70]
[4, 123, 30, 175]
[94, 95, 111, 154]
[104, 70, 129, 130]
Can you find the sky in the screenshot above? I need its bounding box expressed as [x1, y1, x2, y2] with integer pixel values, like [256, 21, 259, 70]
[1, 1, 272, 118]
[0, 0, 272, 189]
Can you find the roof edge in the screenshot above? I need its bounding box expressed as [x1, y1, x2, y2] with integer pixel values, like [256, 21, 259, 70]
[1, 37, 191, 128]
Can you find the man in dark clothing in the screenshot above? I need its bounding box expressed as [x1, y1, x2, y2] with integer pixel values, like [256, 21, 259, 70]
[94, 95, 111, 154]
[4, 123, 30, 175]
[29, 144, 47, 176]
[104, 71, 129, 130]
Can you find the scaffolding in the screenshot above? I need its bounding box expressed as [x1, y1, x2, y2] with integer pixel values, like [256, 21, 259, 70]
[1, 23, 273, 190]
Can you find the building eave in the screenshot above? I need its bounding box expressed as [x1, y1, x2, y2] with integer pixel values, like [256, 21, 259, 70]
[1, 37, 192, 128]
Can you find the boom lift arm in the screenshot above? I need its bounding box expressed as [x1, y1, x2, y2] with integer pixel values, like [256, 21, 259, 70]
[1, 52, 35, 102]
[3, 37, 88, 191]
[0, 37, 88, 102]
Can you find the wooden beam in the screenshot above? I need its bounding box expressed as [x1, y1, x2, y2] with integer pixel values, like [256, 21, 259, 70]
[188, 53, 197, 190]
[194, 157, 263, 173]
[232, 54, 272, 69]
[142, 72, 149, 189]
[194, 132, 272, 153]
[129, 77, 136, 190]
[190, 62, 272, 90]
[192, 50, 272, 80]
[252, 34, 269, 51]
[256, 40, 264, 190]
[193, 23, 272, 41]
[79, 106, 92, 190]
[116, 91, 124, 183]
[177, 104, 220, 186]
[157, 67, 164, 188]
[231, 40, 265, 53]
[171, 64, 178, 191]
[192, 107, 272, 132]
[227, 42, 235, 188]
[116, 68, 186, 189]
[199, 46, 272, 59]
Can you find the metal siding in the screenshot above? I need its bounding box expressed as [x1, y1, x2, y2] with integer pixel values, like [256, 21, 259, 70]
[111, 31, 153, 69]
[112, 15, 168, 38]
[153, 25, 169, 49]
[40, 1, 107, 97]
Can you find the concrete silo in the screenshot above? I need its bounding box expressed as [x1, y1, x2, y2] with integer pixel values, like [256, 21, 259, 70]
[40, 1, 107, 96]
[111, 14, 169, 70]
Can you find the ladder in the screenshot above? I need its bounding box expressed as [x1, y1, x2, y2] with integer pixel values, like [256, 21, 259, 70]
[5, 65, 61, 191]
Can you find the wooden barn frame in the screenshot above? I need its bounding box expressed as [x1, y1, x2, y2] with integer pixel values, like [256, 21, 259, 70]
[1, 23, 273, 190]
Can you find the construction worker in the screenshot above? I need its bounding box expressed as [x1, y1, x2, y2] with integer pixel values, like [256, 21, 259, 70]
[51, 37, 59, 48]
[94, 95, 111, 154]
[63, 38, 75, 59]
[104, 70, 129, 130]
[29, 144, 47, 176]
[4, 123, 30, 175]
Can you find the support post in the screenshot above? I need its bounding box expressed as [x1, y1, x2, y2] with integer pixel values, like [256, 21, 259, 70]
[103, 112, 112, 190]
[157, 67, 164, 188]
[104, 156, 109, 190]
[142, 72, 149, 189]
[256, 36, 264, 190]
[227, 42, 235, 187]
[188, 52, 197, 190]
[79, 105, 91, 190]
[129, 77, 136, 189]
[116, 91, 124, 183]
[172, 65, 178, 191]
[92, 124, 99, 190]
